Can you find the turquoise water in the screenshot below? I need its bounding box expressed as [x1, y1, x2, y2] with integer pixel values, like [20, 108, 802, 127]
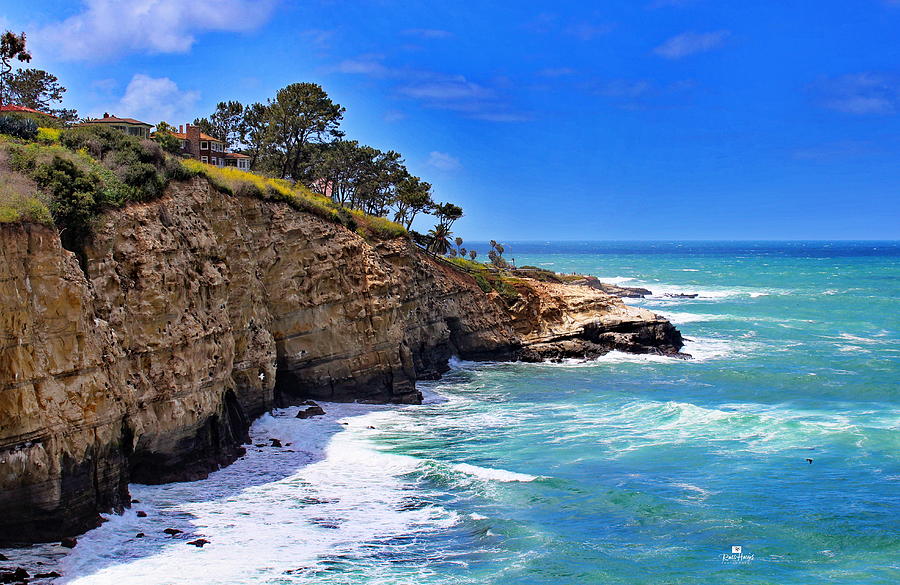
[8, 242, 898, 584]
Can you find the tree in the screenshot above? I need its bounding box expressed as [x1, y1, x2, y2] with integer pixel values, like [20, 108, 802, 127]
[434, 202, 463, 231]
[193, 101, 244, 148]
[469, 249, 477, 261]
[7, 68, 64, 110]
[241, 102, 270, 170]
[427, 223, 452, 255]
[0, 31, 31, 105]
[488, 240, 510, 269]
[153, 121, 182, 154]
[393, 174, 433, 230]
[266, 82, 345, 179]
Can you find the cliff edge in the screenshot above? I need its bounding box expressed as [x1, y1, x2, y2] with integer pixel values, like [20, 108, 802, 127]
[0, 177, 683, 543]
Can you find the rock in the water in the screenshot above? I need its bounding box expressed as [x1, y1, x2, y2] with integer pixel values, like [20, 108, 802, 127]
[269, 438, 283, 447]
[0, 567, 29, 583]
[163, 528, 182, 536]
[295, 403, 326, 419]
[136, 511, 147, 518]
[0, 555, 6, 562]
[35, 572, 62, 578]
[131, 499, 140, 504]
[187, 539, 209, 547]
[135, 533, 145, 538]
[664, 293, 698, 299]
[60, 537, 77, 549]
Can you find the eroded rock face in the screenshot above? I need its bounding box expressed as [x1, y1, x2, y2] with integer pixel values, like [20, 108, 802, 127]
[0, 178, 682, 543]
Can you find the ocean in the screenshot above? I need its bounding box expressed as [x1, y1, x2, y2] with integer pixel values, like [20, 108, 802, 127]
[5, 241, 899, 584]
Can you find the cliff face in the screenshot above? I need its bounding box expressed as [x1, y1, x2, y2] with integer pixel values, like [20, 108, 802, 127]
[0, 177, 682, 543]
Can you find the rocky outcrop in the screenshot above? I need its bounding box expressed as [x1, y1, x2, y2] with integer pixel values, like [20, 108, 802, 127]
[0, 177, 682, 544]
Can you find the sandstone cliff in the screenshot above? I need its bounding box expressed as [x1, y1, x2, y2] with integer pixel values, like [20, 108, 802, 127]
[0, 177, 682, 543]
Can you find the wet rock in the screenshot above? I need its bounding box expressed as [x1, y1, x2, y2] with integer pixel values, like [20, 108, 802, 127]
[135, 533, 145, 538]
[295, 403, 325, 419]
[163, 528, 182, 536]
[34, 572, 61, 579]
[269, 438, 282, 447]
[664, 293, 698, 299]
[0, 555, 6, 562]
[60, 537, 77, 549]
[187, 539, 209, 547]
[130, 499, 140, 504]
[0, 567, 29, 583]
[136, 511, 147, 518]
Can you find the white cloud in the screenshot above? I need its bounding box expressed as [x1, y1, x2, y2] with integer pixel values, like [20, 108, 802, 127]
[399, 76, 492, 101]
[537, 67, 577, 77]
[816, 73, 898, 115]
[565, 22, 614, 41]
[653, 30, 729, 59]
[37, 0, 277, 61]
[104, 74, 199, 124]
[427, 151, 461, 171]
[402, 29, 453, 39]
[384, 109, 407, 122]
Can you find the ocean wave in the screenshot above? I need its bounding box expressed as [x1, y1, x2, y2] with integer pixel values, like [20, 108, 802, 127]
[452, 463, 538, 483]
[51, 405, 461, 585]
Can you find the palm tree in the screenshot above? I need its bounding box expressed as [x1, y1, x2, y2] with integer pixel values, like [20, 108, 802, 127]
[427, 224, 452, 255]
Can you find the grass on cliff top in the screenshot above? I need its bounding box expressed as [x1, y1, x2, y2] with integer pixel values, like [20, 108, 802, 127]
[182, 159, 407, 241]
[445, 256, 520, 304]
[0, 127, 408, 244]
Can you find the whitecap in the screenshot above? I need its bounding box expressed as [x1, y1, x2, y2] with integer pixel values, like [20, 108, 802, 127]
[452, 463, 538, 483]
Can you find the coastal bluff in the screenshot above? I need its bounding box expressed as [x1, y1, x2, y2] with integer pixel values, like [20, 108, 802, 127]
[0, 176, 683, 543]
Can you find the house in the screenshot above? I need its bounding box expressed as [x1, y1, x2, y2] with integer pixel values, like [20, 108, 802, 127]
[170, 123, 250, 170]
[0, 104, 57, 118]
[80, 113, 152, 138]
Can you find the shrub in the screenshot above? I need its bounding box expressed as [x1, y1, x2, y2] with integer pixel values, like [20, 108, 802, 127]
[31, 155, 101, 242]
[0, 188, 53, 225]
[37, 127, 61, 144]
[473, 273, 491, 293]
[0, 115, 39, 140]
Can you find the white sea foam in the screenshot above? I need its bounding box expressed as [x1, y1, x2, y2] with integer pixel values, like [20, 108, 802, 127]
[37, 403, 460, 585]
[452, 463, 537, 483]
[598, 276, 636, 285]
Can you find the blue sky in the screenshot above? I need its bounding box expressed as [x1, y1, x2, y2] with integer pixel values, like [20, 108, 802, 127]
[3, 0, 899, 239]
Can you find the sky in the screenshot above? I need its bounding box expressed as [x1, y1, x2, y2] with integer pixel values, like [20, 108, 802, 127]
[2, 0, 899, 240]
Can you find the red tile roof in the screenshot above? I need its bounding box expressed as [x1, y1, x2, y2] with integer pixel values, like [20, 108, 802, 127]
[0, 104, 57, 118]
[170, 131, 223, 142]
[224, 152, 250, 158]
[82, 115, 151, 126]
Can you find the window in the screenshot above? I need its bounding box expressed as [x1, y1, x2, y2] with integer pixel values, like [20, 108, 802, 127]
[211, 157, 217, 165]
[200, 141, 208, 150]
[201, 156, 208, 163]
[181, 140, 188, 149]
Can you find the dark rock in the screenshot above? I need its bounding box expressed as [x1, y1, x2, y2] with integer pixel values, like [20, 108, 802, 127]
[187, 539, 209, 547]
[367, 426, 376, 430]
[60, 537, 77, 548]
[664, 293, 698, 299]
[0, 555, 6, 562]
[295, 404, 325, 419]
[0, 567, 29, 583]
[35, 571, 61, 578]
[130, 499, 140, 504]
[254, 443, 267, 448]
[135, 533, 145, 538]
[163, 528, 182, 536]
[269, 438, 282, 447]
[136, 511, 147, 518]
[571, 277, 653, 298]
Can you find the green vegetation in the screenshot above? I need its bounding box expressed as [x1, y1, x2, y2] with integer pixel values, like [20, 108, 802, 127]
[0, 181, 51, 225]
[1, 30, 76, 122]
[0, 115, 38, 140]
[445, 256, 521, 305]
